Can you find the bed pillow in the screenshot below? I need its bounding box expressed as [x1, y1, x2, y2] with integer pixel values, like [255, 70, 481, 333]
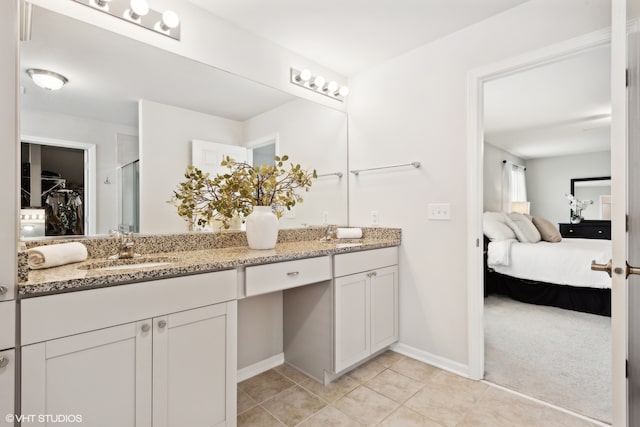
[532, 216, 562, 243]
[483, 211, 517, 241]
[505, 212, 541, 243]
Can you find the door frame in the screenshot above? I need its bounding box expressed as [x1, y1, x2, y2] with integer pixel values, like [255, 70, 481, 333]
[466, 28, 612, 378]
[21, 134, 97, 236]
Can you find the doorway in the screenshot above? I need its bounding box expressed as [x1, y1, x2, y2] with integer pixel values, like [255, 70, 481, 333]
[466, 29, 612, 423]
[20, 136, 96, 237]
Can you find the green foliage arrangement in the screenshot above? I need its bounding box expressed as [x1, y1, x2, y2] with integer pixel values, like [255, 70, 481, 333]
[170, 155, 316, 229]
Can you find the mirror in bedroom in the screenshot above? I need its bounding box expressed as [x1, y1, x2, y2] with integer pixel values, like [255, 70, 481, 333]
[19, 5, 348, 239]
[570, 176, 612, 221]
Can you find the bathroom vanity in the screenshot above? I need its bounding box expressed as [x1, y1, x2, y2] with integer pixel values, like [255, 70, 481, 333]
[16, 228, 400, 426]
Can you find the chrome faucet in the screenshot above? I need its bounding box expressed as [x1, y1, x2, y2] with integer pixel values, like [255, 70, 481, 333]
[108, 230, 139, 260]
[320, 225, 336, 242]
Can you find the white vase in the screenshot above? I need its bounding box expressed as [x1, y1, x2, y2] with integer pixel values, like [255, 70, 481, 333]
[246, 206, 279, 249]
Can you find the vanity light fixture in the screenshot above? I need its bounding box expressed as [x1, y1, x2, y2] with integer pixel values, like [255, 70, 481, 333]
[26, 69, 68, 91]
[290, 68, 349, 102]
[72, 0, 181, 40]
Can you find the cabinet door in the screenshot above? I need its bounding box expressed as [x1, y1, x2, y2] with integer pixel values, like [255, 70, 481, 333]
[22, 321, 152, 427]
[334, 272, 370, 373]
[0, 349, 14, 427]
[153, 302, 237, 427]
[370, 265, 399, 354]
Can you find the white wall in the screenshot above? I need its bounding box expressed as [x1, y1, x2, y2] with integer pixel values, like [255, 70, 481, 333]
[483, 143, 524, 213]
[139, 99, 243, 234]
[347, 0, 610, 369]
[526, 151, 611, 225]
[243, 99, 349, 227]
[21, 109, 138, 234]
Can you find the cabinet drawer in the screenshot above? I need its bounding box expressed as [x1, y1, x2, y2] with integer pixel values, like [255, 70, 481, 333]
[334, 247, 398, 277]
[559, 223, 610, 239]
[22, 270, 237, 345]
[0, 301, 15, 351]
[245, 256, 331, 297]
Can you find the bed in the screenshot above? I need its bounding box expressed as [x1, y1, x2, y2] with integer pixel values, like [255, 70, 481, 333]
[484, 237, 612, 316]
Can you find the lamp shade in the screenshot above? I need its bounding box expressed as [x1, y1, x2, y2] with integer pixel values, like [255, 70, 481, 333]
[511, 201, 531, 215]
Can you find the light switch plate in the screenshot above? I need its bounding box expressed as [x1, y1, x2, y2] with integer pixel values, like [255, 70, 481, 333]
[427, 203, 450, 220]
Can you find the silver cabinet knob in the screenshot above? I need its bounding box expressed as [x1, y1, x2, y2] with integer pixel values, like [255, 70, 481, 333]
[0, 286, 7, 295]
[0, 356, 9, 368]
[286, 272, 299, 277]
[158, 320, 167, 329]
[141, 324, 151, 332]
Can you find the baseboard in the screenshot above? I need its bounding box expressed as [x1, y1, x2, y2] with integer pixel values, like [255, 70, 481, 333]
[237, 353, 285, 383]
[391, 342, 469, 378]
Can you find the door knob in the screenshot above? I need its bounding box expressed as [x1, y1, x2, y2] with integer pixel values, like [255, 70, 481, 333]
[141, 324, 150, 332]
[591, 259, 612, 277]
[0, 356, 9, 368]
[0, 286, 7, 295]
[158, 320, 167, 329]
[626, 261, 640, 278]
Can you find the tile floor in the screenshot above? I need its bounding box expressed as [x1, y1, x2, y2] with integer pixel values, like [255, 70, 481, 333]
[237, 351, 602, 427]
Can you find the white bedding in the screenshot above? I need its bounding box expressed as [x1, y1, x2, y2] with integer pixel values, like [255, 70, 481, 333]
[487, 238, 612, 289]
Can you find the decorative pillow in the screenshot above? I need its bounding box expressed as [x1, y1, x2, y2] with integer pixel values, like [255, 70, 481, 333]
[504, 212, 541, 243]
[532, 216, 562, 243]
[483, 211, 517, 241]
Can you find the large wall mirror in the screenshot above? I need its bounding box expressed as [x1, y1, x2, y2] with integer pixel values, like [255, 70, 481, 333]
[20, 5, 348, 239]
[570, 176, 612, 221]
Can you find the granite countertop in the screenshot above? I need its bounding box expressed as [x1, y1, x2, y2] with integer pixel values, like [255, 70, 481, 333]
[20, 237, 400, 298]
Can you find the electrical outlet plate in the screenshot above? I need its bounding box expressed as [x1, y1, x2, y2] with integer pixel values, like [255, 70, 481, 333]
[371, 210, 379, 226]
[427, 203, 450, 220]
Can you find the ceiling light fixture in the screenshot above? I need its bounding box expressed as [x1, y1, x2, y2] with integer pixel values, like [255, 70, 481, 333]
[72, 0, 181, 40]
[290, 68, 349, 102]
[26, 69, 68, 91]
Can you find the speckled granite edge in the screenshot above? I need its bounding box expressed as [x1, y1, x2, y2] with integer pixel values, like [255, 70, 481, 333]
[18, 226, 401, 287]
[19, 237, 401, 297]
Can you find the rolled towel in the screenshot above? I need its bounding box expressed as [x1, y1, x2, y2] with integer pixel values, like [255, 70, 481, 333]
[336, 227, 363, 239]
[27, 242, 88, 270]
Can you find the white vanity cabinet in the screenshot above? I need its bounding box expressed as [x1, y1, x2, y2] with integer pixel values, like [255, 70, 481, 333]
[0, 349, 15, 427]
[20, 271, 237, 427]
[334, 247, 398, 373]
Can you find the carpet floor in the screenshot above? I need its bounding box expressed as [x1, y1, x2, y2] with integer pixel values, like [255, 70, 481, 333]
[484, 295, 611, 424]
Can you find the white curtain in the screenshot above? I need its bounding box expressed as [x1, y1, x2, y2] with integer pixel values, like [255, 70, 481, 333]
[502, 163, 527, 212]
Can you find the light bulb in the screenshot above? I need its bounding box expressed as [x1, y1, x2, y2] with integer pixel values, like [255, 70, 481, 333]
[129, 0, 149, 19]
[159, 10, 180, 31]
[93, 0, 112, 8]
[298, 69, 312, 82]
[325, 81, 338, 93]
[311, 75, 325, 89]
[337, 86, 349, 97]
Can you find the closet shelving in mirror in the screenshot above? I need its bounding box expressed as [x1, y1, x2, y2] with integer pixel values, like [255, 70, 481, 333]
[71, 0, 181, 40]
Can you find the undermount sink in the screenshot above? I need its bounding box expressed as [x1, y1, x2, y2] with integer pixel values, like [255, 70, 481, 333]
[79, 257, 179, 271]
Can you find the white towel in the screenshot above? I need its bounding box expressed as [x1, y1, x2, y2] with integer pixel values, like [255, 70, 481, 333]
[336, 227, 363, 239]
[27, 242, 88, 270]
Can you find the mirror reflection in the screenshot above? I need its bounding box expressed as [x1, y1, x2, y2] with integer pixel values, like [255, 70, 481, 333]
[571, 177, 612, 221]
[20, 5, 348, 239]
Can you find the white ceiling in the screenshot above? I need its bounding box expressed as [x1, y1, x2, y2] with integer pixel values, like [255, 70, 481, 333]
[187, 0, 528, 76]
[484, 44, 611, 159]
[21, 6, 295, 127]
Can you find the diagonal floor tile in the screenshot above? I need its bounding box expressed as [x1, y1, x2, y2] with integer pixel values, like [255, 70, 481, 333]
[335, 385, 398, 425]
[378, 406, 444, 427]
[237, 405, 284, 427]
[297, 405, 363, 427]
[261, 385, 326, 427]
[389, 357, 440, 383]
[365, 369, 423, 403]
[299, 375, 359, 403]
[238, 369, 295, 403]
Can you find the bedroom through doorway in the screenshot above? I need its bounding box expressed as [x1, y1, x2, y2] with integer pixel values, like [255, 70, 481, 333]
[480, 41, 612, 424]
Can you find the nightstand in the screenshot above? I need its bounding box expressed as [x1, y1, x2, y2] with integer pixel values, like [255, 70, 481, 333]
[558, 221, 611, 240]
